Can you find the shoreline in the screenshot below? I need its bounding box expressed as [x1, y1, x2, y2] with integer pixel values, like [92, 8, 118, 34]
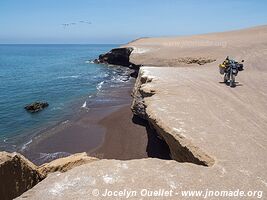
[21, 77, 152, 165]
[16, 46, 173, 166]
[2, 24, 267, 200]
[91, 105, 148, 160]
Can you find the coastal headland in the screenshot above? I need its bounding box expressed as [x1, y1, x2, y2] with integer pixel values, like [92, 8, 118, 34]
[1, 25, 267, 199]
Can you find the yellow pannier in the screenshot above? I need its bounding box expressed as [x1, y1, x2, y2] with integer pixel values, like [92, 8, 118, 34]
[219, 64, 226, 74]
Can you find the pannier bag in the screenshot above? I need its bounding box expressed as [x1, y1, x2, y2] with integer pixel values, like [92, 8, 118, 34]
[219, 64, 226, 74]
[238, 64, 244, 71]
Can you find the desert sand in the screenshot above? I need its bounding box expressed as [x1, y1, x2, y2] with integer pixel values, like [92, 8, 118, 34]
[14, 25, 267, 199]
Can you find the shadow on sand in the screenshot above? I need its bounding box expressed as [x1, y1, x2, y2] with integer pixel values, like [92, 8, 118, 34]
[132, 115, 171, 160]
[219, 81, 243, 87]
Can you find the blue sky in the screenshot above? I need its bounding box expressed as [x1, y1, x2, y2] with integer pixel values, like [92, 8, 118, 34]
[0, 0, 267, 44]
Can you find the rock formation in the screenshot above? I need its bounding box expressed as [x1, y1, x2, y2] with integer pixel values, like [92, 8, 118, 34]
[16, 158, 266, 200]
[0, 152, 44, 200]
[0, 152, 98, 200]
[175, 57, 216, 65]
[2, 25, 267, 200]
[24, 102, 49, 113]
[94, 47, 141, 78]
[95, 47, 134, 67]
[131, 70, 154, 119]
[131, 68, 215, 166]
[38, 152, 98, 175]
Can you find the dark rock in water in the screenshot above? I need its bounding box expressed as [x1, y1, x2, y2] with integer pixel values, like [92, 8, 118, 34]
[97, 47, 134, 67]
[93, 58, 100, 64]
[24, 102, 49, 113]
[95, 47, 141, 79]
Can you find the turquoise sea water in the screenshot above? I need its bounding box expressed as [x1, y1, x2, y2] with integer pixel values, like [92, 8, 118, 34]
[0, 44, 130, 152]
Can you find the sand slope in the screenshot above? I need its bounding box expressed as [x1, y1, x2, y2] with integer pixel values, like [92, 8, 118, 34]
[128, 25, 267, 193]
[17, 25, 267, 199]
[124, 25, 267, 68]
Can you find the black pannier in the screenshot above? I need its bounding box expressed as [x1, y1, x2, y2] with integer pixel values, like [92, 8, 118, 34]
[238, 63, 244, 71]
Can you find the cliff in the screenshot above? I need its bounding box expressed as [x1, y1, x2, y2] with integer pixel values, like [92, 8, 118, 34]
[0, 152, 44, 200]
[0, 152, 98, 199]
[2, 25, 267, 200]
[131, 68, 215, 166]
[96, 47, 134, 67]
[16, 157, 266, 200]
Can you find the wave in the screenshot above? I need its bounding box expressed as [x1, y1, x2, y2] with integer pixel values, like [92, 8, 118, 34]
[111, 75, 130, 83]
[93, 73, 109, 79]
[81, 101, 90, 111]
[57, 75, 79, 79]
[51, 106, 63, 111]
[61, 120, 69, 124]
[85, 60, 95, 64]
[35, 152, 71, 164]
[81, 101, 87, 108]
[0, 44, 122, 154]
[96, 81, 105, 91]
[21, 139, 33, 151]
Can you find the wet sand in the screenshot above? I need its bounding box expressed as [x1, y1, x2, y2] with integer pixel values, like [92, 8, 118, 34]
[92, 105, 148, 160]
[94, 107, 171, 160]
[22, 79, 155, 165]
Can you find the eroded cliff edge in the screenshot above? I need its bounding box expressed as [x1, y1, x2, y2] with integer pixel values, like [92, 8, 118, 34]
[131, 68, 215, 166]
[0, 152, 98, 200]
[0, 152, 44, 200]
[2, 25, 267, 200]
[94, 47, 216, 166]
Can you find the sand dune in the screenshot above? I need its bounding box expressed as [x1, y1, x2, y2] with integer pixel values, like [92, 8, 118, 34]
[124, 25, 267, 68]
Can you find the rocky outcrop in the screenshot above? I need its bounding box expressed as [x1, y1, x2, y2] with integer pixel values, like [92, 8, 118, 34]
[95, 47, 134, 67]
[38, 152, 98, 175]
[131, 70, 154, 119]
[17, 159, 198, 200]
[24, 102, 49, 113]
[0, 152, 99, 200]
[0, 152, 44, 200]
[131, 67, 215, 166]
[16, 158, 266, 200]
[95, 47, 141, 78]
[175, 57, 216, 65]
[4, 26, 267, 200]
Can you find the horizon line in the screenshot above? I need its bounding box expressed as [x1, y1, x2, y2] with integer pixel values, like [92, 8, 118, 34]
[0, 43, 122, 45]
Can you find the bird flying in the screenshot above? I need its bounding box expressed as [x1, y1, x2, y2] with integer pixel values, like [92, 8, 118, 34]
[61, 20, 92, 28]
[79, 20, 92, 24]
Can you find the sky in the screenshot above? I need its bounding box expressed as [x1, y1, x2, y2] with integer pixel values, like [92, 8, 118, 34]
[0, 0, 267, 44]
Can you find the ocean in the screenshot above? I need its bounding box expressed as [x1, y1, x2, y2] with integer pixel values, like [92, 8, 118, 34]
[0, 44, 132, 152]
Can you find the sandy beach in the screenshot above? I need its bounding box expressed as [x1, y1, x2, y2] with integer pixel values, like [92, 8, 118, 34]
[2, 25, 267, 200]
[2, 1, 267, 199]
[21, 78, 164, 165]
[22, 25, 267, 168]
[94, 105, 171, 160]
